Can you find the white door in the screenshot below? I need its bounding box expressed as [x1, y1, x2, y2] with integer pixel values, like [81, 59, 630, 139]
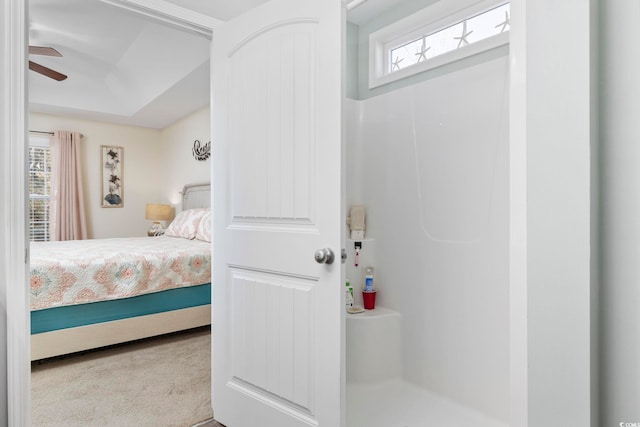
[211, 0, 344, 426]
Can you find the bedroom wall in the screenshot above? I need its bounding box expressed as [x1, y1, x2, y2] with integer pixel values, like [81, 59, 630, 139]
[159, 107, 211, 212]
[29, 113, 163, 238]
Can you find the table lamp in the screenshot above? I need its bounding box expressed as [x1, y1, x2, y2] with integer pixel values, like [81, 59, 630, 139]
[145, 203, 174, 236]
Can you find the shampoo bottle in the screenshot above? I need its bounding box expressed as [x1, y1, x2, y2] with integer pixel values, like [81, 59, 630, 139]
[364, 266, 374, 291]
[345, 281, 354, 309]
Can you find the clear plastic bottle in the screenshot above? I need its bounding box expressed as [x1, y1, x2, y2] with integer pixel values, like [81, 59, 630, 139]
[364, 266, 374, 291]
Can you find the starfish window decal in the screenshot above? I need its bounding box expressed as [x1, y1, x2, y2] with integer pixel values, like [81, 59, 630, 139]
[495, 10, 510, 33]
[415, 37, 431, 63]
[391, 56, 404, 71]
[380, 3, 510, 84]
[454, 20, 473, 49]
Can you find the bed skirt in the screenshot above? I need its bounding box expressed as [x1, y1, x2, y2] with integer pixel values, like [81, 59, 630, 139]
[31, 283, 211, 360]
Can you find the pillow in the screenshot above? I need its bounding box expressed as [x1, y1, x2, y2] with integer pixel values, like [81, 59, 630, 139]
[196, 210, 212, 242]
[164, 208, 209, 239]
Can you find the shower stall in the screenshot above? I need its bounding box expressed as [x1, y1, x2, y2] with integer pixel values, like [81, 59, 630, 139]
[344, 4, 510, 425]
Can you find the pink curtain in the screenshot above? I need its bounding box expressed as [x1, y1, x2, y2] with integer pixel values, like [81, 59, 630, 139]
[50, 131, 87, 240]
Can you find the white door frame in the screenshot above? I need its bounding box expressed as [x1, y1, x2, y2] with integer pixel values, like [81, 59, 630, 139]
[3, 0, 30, 425]
[2, 1, 217, 425]
[508, 3, 528, 425]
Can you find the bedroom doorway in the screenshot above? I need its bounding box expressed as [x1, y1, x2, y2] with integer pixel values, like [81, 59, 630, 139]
[27, 0, 215, 425]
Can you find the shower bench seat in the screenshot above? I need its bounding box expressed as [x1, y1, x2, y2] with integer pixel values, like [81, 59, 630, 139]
[346, 306, 402, 384]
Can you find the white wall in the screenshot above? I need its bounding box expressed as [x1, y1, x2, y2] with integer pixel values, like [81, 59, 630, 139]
[600, 1, 640, 425]
[347, 56, 510, 422]
[159, 106, 211, 210]
[29, 113, 163, 238]
[510, 1, 594, 426]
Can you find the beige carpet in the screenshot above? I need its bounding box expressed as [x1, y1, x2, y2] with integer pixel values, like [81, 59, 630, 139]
[31, 327, 213, 427]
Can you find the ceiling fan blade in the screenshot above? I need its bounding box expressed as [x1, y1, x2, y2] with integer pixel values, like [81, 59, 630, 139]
[29, 61, 67, 81]
[29, 46, 63, 57]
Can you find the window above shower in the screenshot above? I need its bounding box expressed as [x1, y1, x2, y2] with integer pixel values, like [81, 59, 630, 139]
[368, 0, 510, 89]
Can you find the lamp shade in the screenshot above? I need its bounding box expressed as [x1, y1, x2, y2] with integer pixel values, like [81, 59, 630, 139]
[145, 203, 174, 221]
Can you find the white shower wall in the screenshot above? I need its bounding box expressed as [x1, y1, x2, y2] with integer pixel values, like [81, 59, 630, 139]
[346, 56, 510, 423]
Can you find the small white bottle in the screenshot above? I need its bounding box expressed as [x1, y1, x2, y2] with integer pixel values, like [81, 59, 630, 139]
[345, 281, 354, 309]
[364, 266, 374, 292]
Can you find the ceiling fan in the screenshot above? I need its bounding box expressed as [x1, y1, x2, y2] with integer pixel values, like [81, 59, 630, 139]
[29, 46, 67, 81]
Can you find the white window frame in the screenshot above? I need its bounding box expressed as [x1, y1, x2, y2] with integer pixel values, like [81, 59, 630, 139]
[369, 0, 509, 89]
[28, 135, 51, 242]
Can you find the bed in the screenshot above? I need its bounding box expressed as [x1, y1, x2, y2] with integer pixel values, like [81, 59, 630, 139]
[30, 182, 212, 361]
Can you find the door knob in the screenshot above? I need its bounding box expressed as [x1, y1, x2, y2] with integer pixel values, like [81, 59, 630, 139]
[314, 248, 335, 265]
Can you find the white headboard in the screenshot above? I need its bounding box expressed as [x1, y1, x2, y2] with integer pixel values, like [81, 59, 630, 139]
[181, 182, 211, 210]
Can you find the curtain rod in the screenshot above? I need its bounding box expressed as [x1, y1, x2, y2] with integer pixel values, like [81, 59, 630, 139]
[29, 130, 85, 138]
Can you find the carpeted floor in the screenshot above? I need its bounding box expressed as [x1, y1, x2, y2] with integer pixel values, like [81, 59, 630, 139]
[31, 327, 213, 427]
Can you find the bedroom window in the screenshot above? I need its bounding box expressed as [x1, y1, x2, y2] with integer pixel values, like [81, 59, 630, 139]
[29, 136, 51, 242]
[369, 0, 510, 88]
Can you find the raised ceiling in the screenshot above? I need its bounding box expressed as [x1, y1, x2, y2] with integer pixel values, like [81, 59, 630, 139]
[28, 0, 253, 129]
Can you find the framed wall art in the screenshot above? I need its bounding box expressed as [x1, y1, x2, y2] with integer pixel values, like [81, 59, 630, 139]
[101, 145, 124, 208]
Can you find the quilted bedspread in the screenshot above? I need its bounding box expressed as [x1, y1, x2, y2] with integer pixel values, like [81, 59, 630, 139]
[30, 236, 211, 311]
